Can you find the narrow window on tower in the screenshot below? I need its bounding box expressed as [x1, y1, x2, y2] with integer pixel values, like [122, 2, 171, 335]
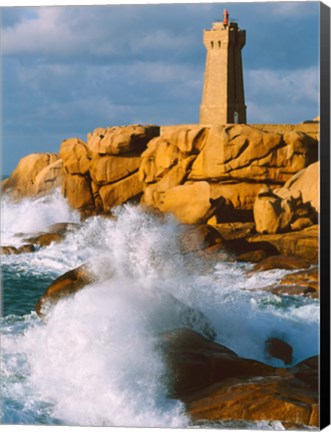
[211, 41, 214, 49]
[218, 41, 221, 48]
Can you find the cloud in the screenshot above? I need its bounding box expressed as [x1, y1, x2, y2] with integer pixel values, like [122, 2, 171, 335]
[2, 3, 321, 173]
[245, 66, 319, 123]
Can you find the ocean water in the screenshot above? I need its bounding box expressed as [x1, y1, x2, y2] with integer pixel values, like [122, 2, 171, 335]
[1, 190, 319, 428]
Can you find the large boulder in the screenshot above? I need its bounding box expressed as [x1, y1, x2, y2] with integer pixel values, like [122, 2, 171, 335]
[253, 186, 295, 234]
[168, 126, 208, 154]
[285, 162, 319, 214]
[161, 329, 318, 428]
[247, 225, 318, 264]
[62, 174, 94, 214]
[35, 264, 96, 317]
[23, 222, 80, 248]
[90, 154, 141, 185]
[59, 138, 91, 175]
[141, 156, 196, 207]
[210, 182, 267, 211]
[253, 255, 310, 271]
[265, 267, 319, 298]
[99, 172, 143, 212]
[34, 159, 65, 195]
[178, 224, 223, 254]
[139, 136, 181, 183]
[188, 125, 317, 183]
[156, 182, 216, 224]
[185, 373, 318, 427]
[139, 126, 207, 186]
[160, 329, 277, 398]
[88, 124, 159, 155]
[1, 153, 58, 199]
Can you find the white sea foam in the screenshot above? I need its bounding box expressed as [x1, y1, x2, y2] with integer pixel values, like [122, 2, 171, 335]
[1, 189, 80, 247]
[1, 198, 320, 426]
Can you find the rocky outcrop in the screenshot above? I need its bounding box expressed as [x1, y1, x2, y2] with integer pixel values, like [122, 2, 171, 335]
[1, 244, 35, 255]
[2, 123, 318, 225]
[155, 182, 216, 224]
[160, 329, 318, 428]
[253, 255, 310, 271]
[23, 223, 80, 248]
[88, 124, 159, 155]
[253, 186, 316, 235]
[247, 225, 318, 264]
[90, 154, 141, 185]
[59, 138, 92, 175]
[35, 264, 96, 317]
[34, 159, 65, 195]
[264, 267, 319, 298]
[285, 161, 319, 214]
[160, 329, 277, 398]
[62, 173, 95, 215]
[188, 125, 316, 183]
[1, 153, 59, 199]
[98, 172, 143, 211]
[178, 224, 224, 254]
[185, 373, 318, 427]
[253, 186, 295, 234]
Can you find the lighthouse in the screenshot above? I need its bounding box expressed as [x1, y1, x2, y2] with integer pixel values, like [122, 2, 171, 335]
[200, 10, 247, 124]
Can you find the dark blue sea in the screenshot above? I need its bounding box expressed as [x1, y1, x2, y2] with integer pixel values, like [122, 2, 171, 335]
[1, 190, 320, 427]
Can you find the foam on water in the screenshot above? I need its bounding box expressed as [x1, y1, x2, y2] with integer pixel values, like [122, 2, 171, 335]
[1, 189, 80, 247]
[1, 196, 320, 427]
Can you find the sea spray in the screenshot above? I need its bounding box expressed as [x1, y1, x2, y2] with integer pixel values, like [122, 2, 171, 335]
[1, 197, 319, 426]
[1, 189, 80, 247]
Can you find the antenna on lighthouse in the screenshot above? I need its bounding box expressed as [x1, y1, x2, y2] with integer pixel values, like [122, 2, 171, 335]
[223, 9, 229, 27]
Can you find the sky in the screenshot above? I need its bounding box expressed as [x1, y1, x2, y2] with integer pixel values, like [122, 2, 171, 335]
[1, 1, 322, 174]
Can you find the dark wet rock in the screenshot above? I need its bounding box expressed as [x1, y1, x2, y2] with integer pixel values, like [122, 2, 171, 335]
[280, 267, 318, 292]
[247, 225, 318, 264]
[159, 329, 318, 428]
[160, 329, 277, 399]
[265, 337, 293, 365]
[1, 244, 36, 255]
[211, 222, 255, 241]
[1, 246, 20, 255]
[253, 255, 310, 271]
[237, 249, 267, 263]
[35, 264, 96, 317]
[264, 284, 317, 298]
[23, 222, 80, 248]
[178, 224, 223, 254]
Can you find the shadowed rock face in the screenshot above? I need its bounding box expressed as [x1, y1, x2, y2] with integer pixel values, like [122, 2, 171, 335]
[159, 329, 318, 428]
[265, 337, 293, 365]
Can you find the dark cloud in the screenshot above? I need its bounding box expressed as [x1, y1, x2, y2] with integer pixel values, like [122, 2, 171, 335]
[2, 2, 320, 173]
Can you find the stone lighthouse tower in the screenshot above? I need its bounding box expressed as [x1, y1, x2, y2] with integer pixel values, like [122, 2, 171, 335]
[200, 10, 247, 124]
